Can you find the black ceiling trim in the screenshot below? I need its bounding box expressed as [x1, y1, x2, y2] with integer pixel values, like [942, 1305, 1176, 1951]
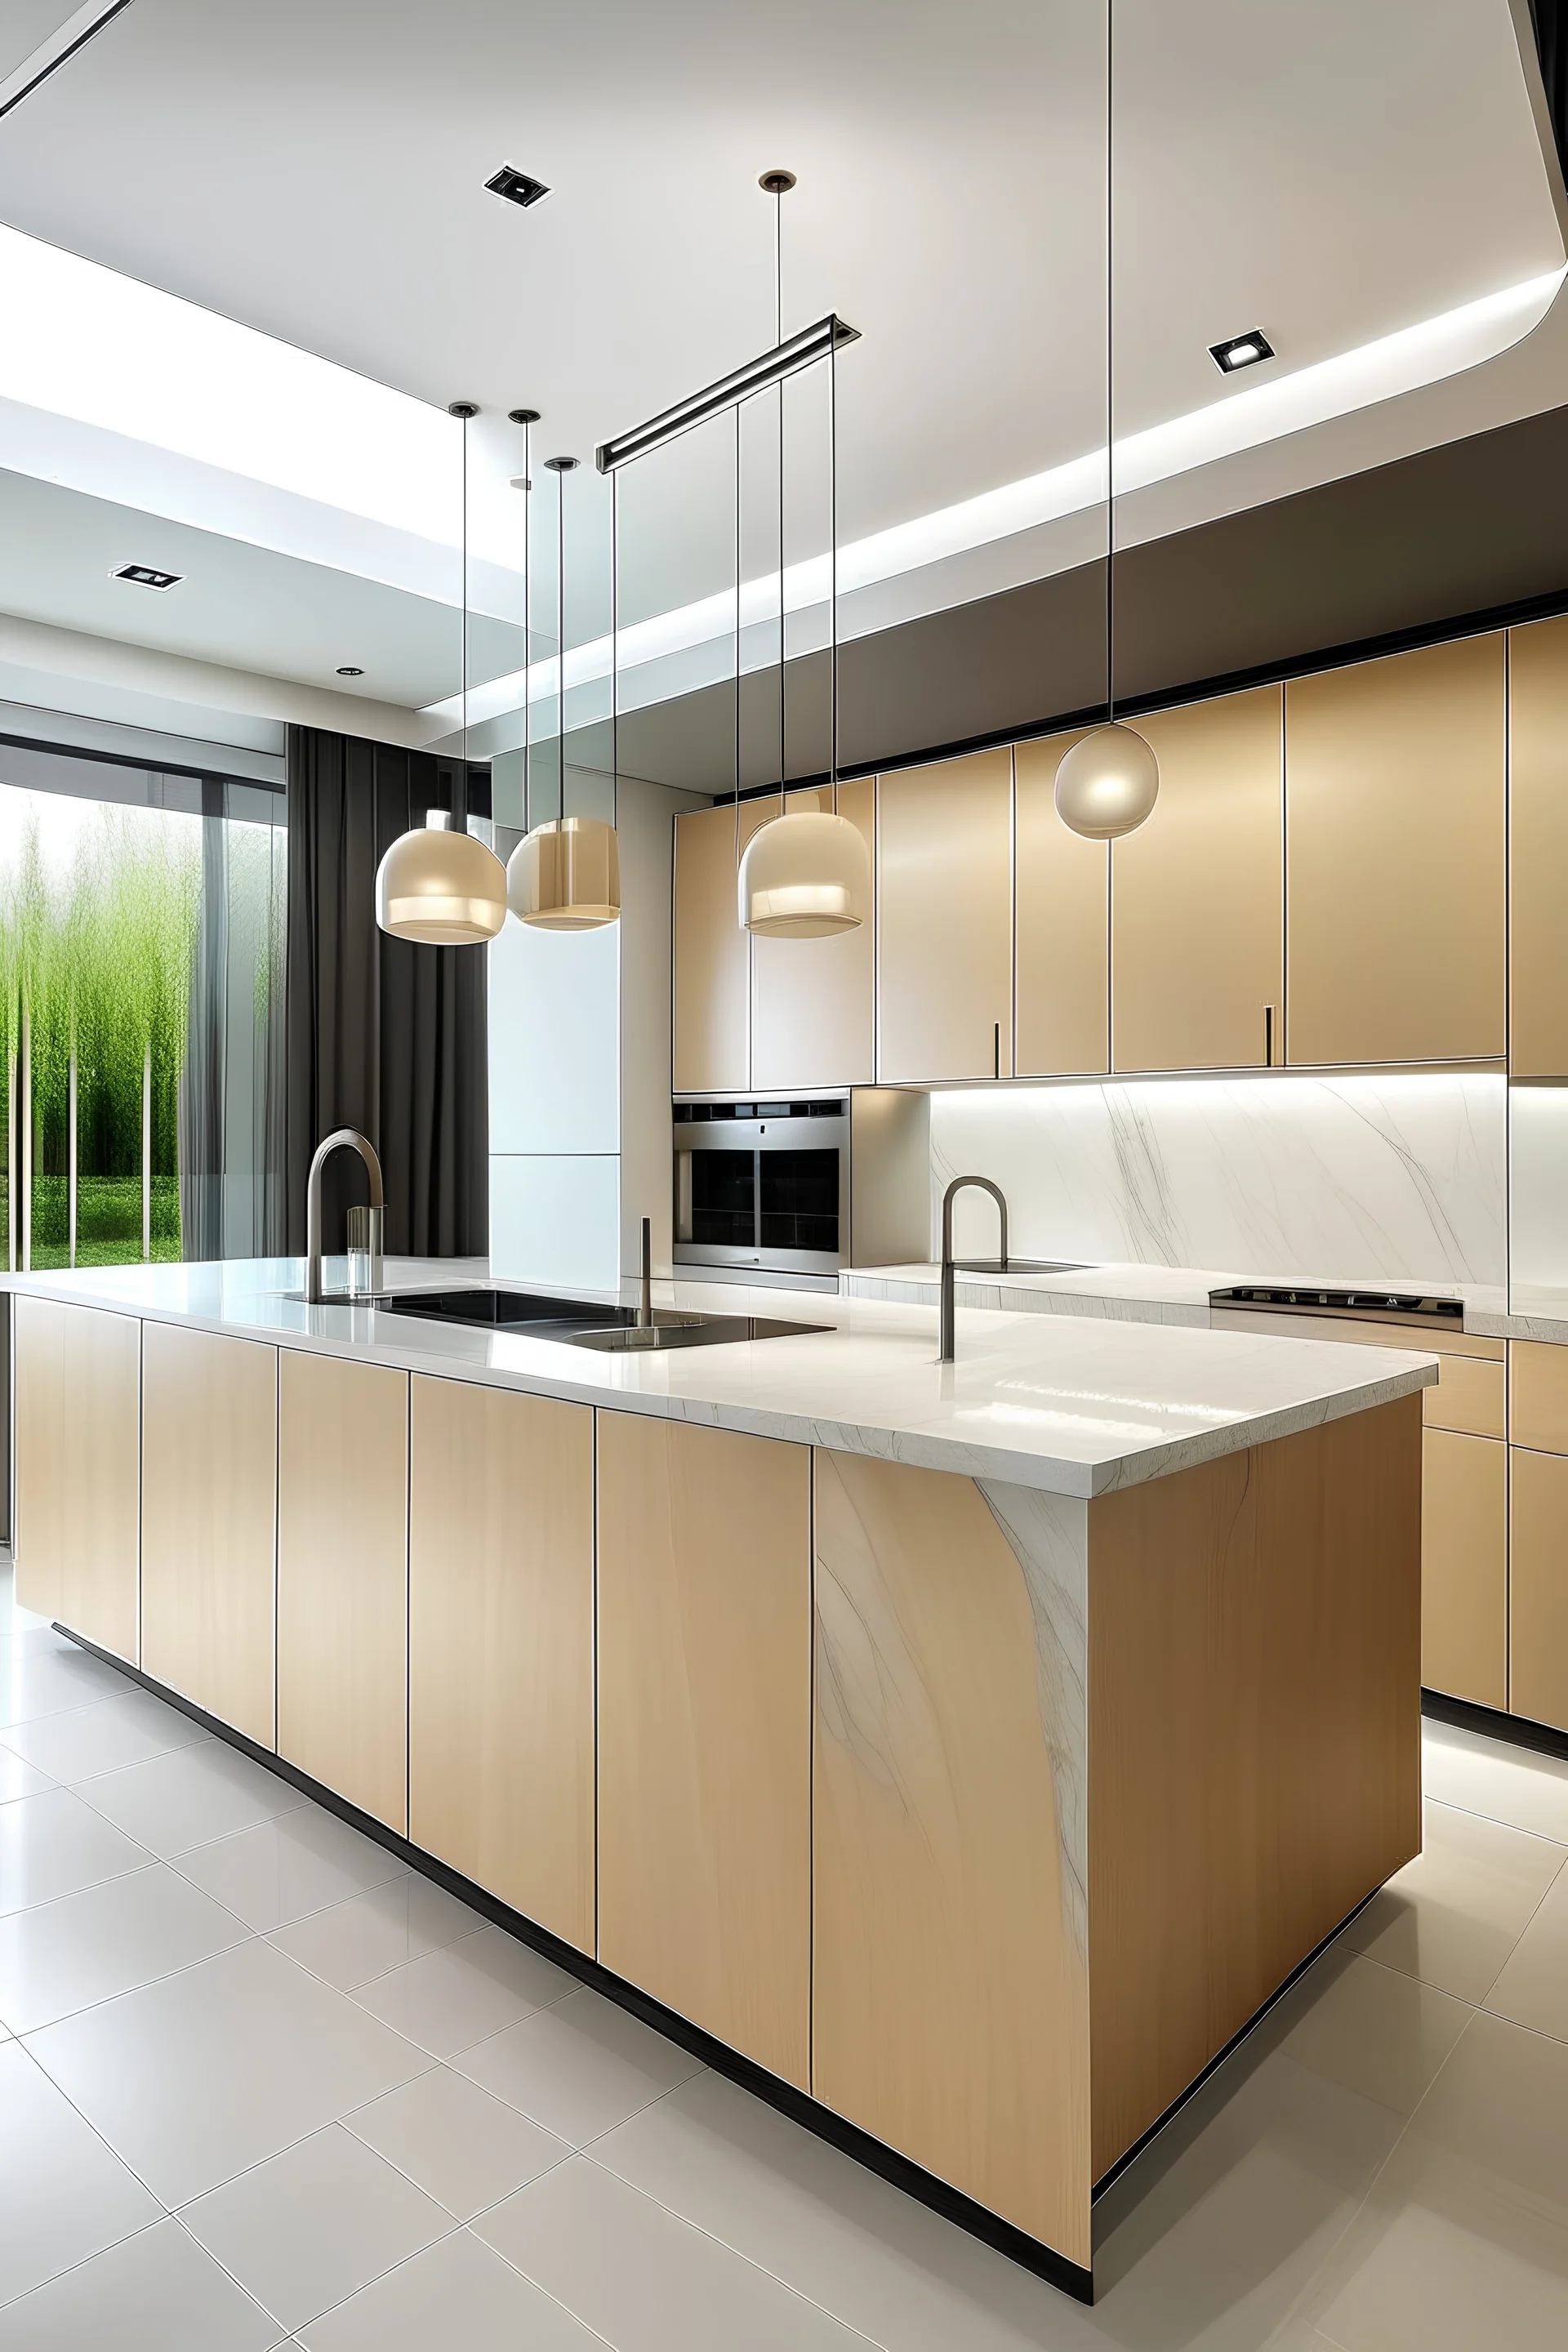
[1526, 1, 1568, 180]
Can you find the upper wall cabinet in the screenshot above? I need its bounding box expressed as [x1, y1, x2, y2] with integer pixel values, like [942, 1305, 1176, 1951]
[751, 780, 875, 1093]
[1508, 617, 1568, 1079]
[1014, 733, 1108, 1079]
[877, 750, 1013, 1085]
[1285, 636, 1505, 1067]
[672, 796, 777, 1095]
[1112, 688, 1283, 1073]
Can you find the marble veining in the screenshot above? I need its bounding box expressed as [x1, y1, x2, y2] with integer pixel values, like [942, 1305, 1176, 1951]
[0, 1256, 1436, 1503]
[977, 1481, 1089, 1954]
[930, 1072, 1506, 1310]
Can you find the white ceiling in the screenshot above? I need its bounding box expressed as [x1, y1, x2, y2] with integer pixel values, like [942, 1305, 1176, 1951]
[0, 0, 1561, 751]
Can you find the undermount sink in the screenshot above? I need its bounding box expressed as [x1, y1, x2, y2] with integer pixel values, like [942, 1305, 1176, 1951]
[951, 1258, 1087, 1275]
[374, 1287, 827, 1351]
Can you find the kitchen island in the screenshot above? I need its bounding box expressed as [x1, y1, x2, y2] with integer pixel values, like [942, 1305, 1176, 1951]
[2, 1258, 1434, 2300]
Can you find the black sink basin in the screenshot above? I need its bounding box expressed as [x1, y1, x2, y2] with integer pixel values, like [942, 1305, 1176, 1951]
[376, 1288, 828, 1352]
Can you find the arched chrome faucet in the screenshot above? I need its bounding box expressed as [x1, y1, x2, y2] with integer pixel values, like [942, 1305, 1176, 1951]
[939, 1174, 1009, 1362]
[305, 1128, 385, 1304]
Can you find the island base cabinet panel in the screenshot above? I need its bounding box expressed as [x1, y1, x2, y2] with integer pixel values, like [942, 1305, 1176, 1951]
[140, 1324, 278, 1748]
[597, 1414, 811, 2090]
[409, 1378, 595, 1953]
[14, 1298, 140, 1663]
[1421, 1429, 1507, 1709]
[1087, 1400, 1422, 2180]
[812, 1452, 1092, 2270]
[1509, 1447, 1568, 1733]
[277, 1351, 409, 1834]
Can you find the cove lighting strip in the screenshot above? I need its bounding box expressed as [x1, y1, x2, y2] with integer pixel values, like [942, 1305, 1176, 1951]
[422, 263, 1566, 732]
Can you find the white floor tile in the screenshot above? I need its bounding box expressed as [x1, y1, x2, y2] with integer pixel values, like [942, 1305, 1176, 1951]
[1303, 2011, 1568, 2350]
[0, 2040, 162, 2307]
[295, 2226, 609, 2350]
[0, 2215, 278, 2350]
[454, 1987, 704, 2147]
[0, 1860, 248, 2034]
[1485, 1865, 1568, 2042]
[0, 1689, 210, 1784]
[270, 1874, 486, 1991]
[76, 1740, 307, 1858]
[181, 2123, 452, 2335]
[1424, 1719, 1568, 1844]
[477, 2154, 879, 2348]
[1341, 1797, 1566, 2002]
[344, 2065, 572, 2220]
[349, 1926, 576, 2058]
[172, 1804, 408, 1931]
[0, 1747, 54, 1805]
[0, 1642, 133, 1729]
[0, 1784, 153, 1917]
[26, 1937, 430, 2207]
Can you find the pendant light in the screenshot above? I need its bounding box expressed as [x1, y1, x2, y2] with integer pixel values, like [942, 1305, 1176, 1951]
[376, 401, 509, 942]
[507, 455, 621, 928]
[1054, 8, 1158, 844]
[738, 170, 870, 938]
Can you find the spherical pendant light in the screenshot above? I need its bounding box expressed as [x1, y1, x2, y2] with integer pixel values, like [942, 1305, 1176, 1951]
[507, 814, 621, 929]
[376, 813, 508, 944]
[1053, 722, 1160, 841]
[738, 809, 869, 937]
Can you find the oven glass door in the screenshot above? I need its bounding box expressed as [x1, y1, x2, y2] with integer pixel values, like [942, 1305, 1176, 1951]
[758, 1147, 840, 1254]
[688, 1148, 757, 1248]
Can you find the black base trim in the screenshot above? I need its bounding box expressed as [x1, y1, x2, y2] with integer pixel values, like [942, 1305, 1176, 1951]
[56, 1624, 1097, 2306]
[1423, 1686, 1568, 1766]
[1089, 1881, 1379, 2204]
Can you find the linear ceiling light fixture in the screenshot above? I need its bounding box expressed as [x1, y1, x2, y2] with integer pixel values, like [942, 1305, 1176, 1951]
[0, 0, 138, 124]
[1209, 327, 1275, 373]
[596, 312, 860, 474]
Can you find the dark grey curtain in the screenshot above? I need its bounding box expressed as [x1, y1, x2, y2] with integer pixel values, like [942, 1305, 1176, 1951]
[284, 727, 488, 1258]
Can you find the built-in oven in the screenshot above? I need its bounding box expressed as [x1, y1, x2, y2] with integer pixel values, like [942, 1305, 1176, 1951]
[674, 1100, 849, 1286]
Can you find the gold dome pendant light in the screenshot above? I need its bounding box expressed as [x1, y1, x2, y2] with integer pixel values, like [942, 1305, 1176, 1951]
[376, 401, 508, 942]
[1054, 6, 1158, 843]
[739, 169, 870, 938]
[507, 455, 621, 929]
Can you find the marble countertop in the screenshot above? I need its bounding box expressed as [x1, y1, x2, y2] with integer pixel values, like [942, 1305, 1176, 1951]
[0, 1256, 1437, 1501]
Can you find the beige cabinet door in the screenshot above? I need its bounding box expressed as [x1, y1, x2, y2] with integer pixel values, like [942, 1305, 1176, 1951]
[672, 796, 777, 1095]
[1421, 1428, 1507, 1708]
[277, 1350, 409, 1832]
[1285, 636, 1505, 1066]
[1510, 1446, 1568, 1731]
[409, 1376, 595, 1952]
[877, 750, 1013, 1083]
[1510, 617, 1568, 1077]
[1111, 688, 1283, 1072]
[751, 780, 875, 1090]
[141, 1323, 278, 1748]
[1014, 733, 1108, 1077]
[15, 1298, 140, 1662]
[597, 1413, 811, 2088]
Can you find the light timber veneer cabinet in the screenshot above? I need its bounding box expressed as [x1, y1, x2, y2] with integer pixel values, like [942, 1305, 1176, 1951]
[15, 1297, 140, 1663]
[1111, 686, 1283, 1073]
[1284, 635, 1506, 1067]
[671, 794, 777, 1094]
[1508, 615, 1568, 1078]
[1013, 731, 1109, 1078]
[876, 748, 1013, 1083]
[751, 779, 875, 1090]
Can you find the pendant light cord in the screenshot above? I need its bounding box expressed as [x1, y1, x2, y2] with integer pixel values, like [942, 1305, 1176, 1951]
[461, 410, 470, 778]
[776, 179, 786, 808]
[1105, 0, 1115, 728]
[611, 470, 618, 835]
[523, 418, 531, 831]
[829, 327, 839, 813]
[734, 402, 742, 869]
[558, 464, 565, 823]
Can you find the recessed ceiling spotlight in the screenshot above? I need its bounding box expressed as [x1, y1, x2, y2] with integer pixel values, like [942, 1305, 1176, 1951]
[336, 666, 363, 677]
[486, 163, 550, 210]
[1209, 328, 1274, 375]
[114, 563, 180, 590]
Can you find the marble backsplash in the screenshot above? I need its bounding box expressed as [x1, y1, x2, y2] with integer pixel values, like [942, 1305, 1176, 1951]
[929, 1072, 1507, 1307]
